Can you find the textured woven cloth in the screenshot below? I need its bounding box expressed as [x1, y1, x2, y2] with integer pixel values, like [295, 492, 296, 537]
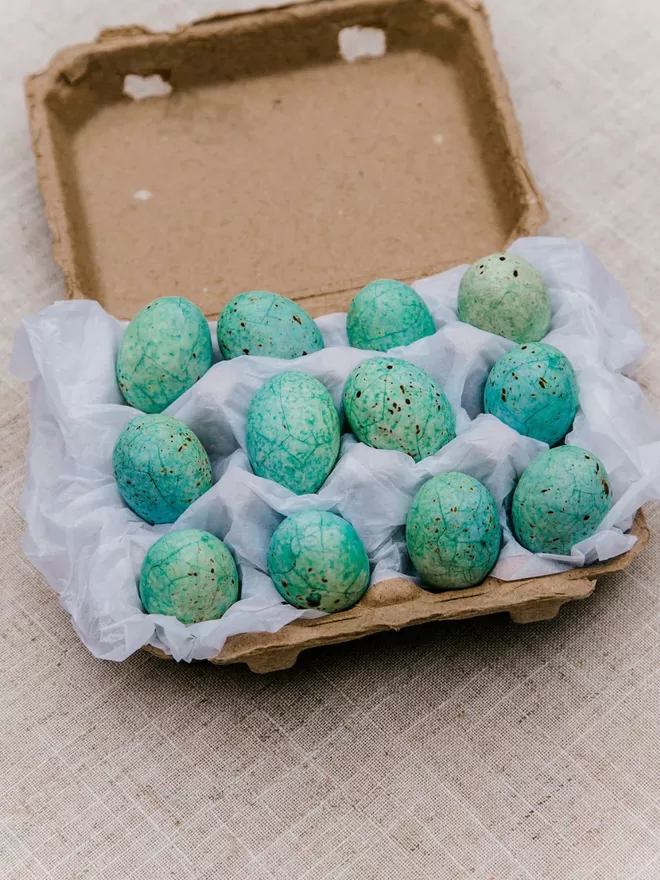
[1, 1, 659, 878]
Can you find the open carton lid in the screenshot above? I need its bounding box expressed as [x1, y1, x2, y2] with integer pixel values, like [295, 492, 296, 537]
[26, 0, 546, 319]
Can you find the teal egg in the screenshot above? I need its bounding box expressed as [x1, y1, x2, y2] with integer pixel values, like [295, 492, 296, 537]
[484, 342, 579, 446]
[457, 253, 551, 343]
[246, 371, 340, 494]
[217, 291, 324, 359]
[116, 297, 212, 413]
[346, 279, 435, 351]
[512, 446, 612, 555]
[343, 357, 455, 462]
[140, 529, 239, 624]
[267, 510, 370, 611]
[113, 415, 213, 524]
[406, 472, 501, 590]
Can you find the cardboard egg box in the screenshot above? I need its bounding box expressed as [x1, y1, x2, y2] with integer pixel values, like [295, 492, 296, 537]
[25, 0, 648, 671]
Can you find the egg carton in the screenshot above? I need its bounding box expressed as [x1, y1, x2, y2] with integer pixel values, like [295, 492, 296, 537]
[20, 0, 656, 670]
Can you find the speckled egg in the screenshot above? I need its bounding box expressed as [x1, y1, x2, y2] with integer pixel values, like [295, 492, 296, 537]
[113, 415, 213, 524]
[246, 371, 340, 494]
[511, 446, 612, 555]
[343, 357, 455, 462]
[139, 529, 239, 624]
[484, 343, 579, 446]
[406, 472, 501, 590]
[116, 297, 212, 413]
[346, 279, 435, 351]
[217, 291, 324, 359]
[267, 510, 370, 611]
[457, 253, 551, 343]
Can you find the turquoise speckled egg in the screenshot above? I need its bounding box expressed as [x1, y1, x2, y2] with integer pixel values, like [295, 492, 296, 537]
[484, 342, 579, 446]
[217, 291, 324, 359]
[116, 297, 212, 413]
[346, 279, 435, 351]
[457, 253, 551, 343]
[113, 414, 213, 524]
[140, 529, 239, 624]
[511, 446, 612, 555]
[343, 357, 455, 462]
[267, 510, 370, 611]
[406, 472, 501, 590]
[246, 371, 340, 494]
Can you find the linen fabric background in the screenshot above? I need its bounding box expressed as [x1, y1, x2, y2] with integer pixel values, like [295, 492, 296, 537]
[0, 1, 659, 878]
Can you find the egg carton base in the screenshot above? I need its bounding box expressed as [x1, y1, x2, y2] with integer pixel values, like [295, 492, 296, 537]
[142, 509, 648, 672]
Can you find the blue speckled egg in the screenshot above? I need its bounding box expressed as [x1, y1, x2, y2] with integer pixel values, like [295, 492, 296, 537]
[217, 291, 324, 359]
[343, 357, 455, 462]
[484, 342, 579, 446]
[406, 472, 501, 590]
[512, 446, 612, 555]
[458, 253, 551, 343]
[267, 510, 370, 611]
[246, 372, 340, 494]
[140, 529, 239, 624]
[116, 297, 212, 413]
[113, 415, 213, 524]
[346, 279, 435, 351]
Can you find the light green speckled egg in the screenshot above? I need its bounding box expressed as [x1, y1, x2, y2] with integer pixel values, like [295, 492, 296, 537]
[406, 472, 501, 590]
[217, 291, 324, 359]
[458, 253, 551, 343]
[113, 414, 213, 524]
[484, 342, 579, 446]
[140, 529, 239, 624]
[343, 357, 455, 462]
[346, 279, 435, 351]
[511, 446, 612, 555]
[116, 297, 212, 413]
[246, 371, 340, 494]
[267, 510, 370, 611]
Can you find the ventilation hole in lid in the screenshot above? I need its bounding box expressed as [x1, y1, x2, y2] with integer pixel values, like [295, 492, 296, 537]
[338, 26, 386, 63]
[123, 73, 172, 100]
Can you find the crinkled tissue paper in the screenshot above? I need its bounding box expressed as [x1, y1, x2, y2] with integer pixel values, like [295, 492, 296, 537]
[10, 238, 660, 661]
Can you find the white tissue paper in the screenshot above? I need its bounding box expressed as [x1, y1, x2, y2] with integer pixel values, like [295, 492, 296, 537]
[10, 237, 660, 661]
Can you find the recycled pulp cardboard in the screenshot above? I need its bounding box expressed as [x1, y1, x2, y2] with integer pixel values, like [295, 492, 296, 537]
[25, 0, 648, 671]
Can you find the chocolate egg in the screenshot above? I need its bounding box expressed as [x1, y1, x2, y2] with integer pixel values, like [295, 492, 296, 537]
[484, 342, 579, 446]
[406, 472, 501, 589]
[511, 446, 612, 554]
[346, 279, 435, 351]
[116, 296, 212, 413]
[246, 371, 340, 494]
[217, 291, 324, 359]
[343, 356, 455, 462]
[113, 414, 213, 524]
[267, 510, 370, 611]
[458, 253, 551, 343]
[140, 529, 239, 624]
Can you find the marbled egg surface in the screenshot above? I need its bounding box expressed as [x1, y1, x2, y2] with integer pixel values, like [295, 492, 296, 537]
[343, 357, 455, 462]
[406, 472, 501, 590]
[512, 445, 612, 555]
[458, 253, 551, 343]
[346, 279, 435, 351]
[217, 291, 324, 359]
[113, 415, 213, 524]
[484, 342, 579, 446]
[139, 529, 239, 624]
[116, 296, 212, 413]
[267, 510, 370, 612]
[246, 371, 340, 494]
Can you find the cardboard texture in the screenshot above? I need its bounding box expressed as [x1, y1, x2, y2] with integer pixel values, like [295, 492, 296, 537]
[25, 0, 648, 671]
